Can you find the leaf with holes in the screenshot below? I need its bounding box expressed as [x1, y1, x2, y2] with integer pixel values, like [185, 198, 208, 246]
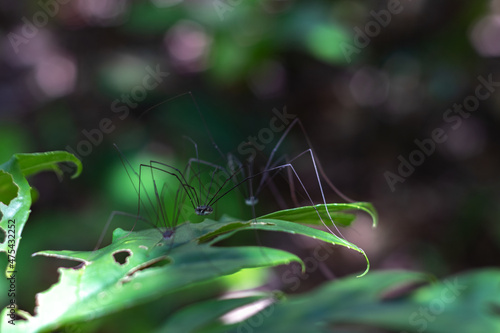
[11, 220, 297, 332]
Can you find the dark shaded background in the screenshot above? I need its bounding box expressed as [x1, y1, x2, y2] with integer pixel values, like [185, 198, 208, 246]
[1, 0, 500, 330]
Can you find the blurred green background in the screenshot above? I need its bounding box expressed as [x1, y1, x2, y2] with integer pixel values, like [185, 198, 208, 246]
[1, 0, 500, 331]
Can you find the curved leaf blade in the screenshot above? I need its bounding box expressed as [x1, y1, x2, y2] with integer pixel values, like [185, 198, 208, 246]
[0, 152, 82, 276]
[15, 151, 82, 179]
[259, 202, 378, 228]
[204, 218, 370, 277]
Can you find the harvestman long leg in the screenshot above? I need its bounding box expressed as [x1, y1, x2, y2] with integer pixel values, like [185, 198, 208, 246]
[93, 211, 156, 251]
[207, 150, 353, 244]
[252, 117, 355, 205]
[138, 163, 200, 216]
[182, 135, 250, 206]
[146, 159, 233, 216]
[234, 117, 362, 253]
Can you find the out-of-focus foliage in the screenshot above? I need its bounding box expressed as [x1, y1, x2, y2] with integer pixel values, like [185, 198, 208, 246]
[1, 0, 500, 332]
[167, 269, 500, 333]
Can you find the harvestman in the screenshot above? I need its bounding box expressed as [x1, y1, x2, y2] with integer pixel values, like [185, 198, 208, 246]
[95, 93, 360, 250]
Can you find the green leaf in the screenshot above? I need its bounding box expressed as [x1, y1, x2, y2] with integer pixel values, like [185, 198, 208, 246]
[0, 152, 82, 276]
[201, 217, 371, 277]
[0, 159, 32, 275]
[258, 202, 378, 228]
[18, 219, 302, 332]
[14, 151, 82, 179]
[262, 207, 356, 227]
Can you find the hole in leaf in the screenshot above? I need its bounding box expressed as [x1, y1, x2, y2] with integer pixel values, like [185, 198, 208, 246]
[0, 228, 5, 244]
[113, 250, 131, 265]
[122, 257, 171, 283]
[0, 170, 19, 207]
[146, 258, 170, 269]
[73, 262, 86, 270]
[130, 257, 170, 273]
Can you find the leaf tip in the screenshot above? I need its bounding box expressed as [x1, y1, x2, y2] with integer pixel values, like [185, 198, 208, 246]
[355, 249, 370, 278]
[69, 158, 83, 179]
